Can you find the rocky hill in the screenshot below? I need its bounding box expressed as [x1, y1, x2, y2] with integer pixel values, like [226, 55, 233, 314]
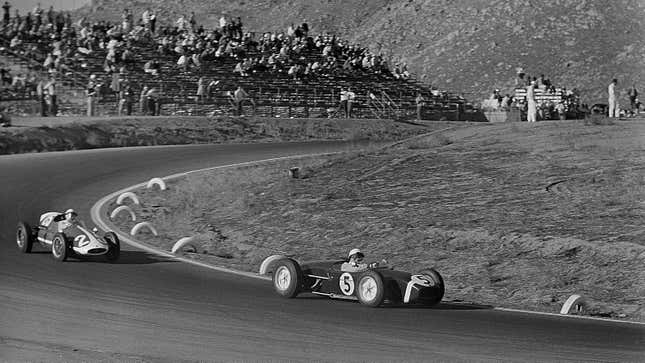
[78, 0, 645, 104]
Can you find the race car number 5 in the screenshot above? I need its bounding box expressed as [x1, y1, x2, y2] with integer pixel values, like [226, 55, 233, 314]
[339, 272, 355, 295]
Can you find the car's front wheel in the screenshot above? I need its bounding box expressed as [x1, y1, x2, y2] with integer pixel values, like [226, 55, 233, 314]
[104, 232, 120, 262]
[16, 221, 34, 253]
[418, 268, 445, 306]
[272, 258, 303, 298]
[356, 271, 385, 307]
[51, 233, 69, 262]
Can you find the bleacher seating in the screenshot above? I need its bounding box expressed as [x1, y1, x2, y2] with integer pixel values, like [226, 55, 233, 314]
[0, 14, 480, 120]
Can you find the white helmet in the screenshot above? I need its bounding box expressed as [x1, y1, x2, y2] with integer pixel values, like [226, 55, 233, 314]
[348, 248, 364, 259]
[65, 208, 76, 215]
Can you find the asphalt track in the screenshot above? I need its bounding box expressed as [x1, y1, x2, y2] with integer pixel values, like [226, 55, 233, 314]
[1, 142, 643, 362]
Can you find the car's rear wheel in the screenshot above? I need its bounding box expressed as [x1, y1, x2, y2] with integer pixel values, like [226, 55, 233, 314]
[51, 233, 69, 262]
[104, 231, 120, 262]
[16, 221, 34, 253]
[356, 271, 385, 307]
[272, 258, 303, 298]
[419, 268, 445, 306]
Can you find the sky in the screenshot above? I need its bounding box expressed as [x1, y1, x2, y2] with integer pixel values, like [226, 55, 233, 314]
[9, 0, 90, 14]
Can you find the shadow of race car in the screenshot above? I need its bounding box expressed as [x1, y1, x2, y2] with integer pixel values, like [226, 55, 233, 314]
[16, 211, 120, 262]
[263, 256, 444, 307]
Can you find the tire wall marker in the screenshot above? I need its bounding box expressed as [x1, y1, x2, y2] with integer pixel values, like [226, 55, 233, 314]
[110, 205, 137, 221]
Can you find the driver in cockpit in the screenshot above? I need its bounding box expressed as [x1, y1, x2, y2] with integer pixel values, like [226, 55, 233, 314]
[57, 208, 83, 232]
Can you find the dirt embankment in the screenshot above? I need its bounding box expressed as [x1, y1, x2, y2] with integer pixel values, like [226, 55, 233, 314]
[109, 120, 645, 321]
[0, 116, 430, 155]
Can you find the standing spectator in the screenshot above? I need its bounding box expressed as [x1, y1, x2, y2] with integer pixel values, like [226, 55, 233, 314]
[628, 84, 638, 116]
[118, 82, 131, 116]
[36, 78, 47, 116]
[149, 10, 157, 33]
[2, 1, 10, 24]
[110, 69, 121, 98]
[346, 87, 356, 118]
[526, 81, 537, 122]
[189, 12, 196, 31]
[608, 78, 619, 118]
[0, 67, 8, 86]
[139, 86, 148, 114]
[146, 87, 158, 115]
[196, 77, 205, 103]
[232, 86, 253, 115]
[86, 75, 98, 117]
[556, 102, 566, 120]
[46, 5, 54, 24]
[339, 88, 348, 117]
[142, 8, 150, 29]
[415, 92, 425, 120]
[45, 76, 57, 116]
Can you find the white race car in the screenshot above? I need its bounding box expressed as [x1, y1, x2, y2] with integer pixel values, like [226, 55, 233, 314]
[16, 211, 120, 262]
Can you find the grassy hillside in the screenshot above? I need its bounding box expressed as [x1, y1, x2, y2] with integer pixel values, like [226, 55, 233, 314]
[78, 0, 645, 104]
[111, 119, 645, 320]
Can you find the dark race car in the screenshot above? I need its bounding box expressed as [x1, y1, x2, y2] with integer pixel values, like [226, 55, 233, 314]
[264, 256, 444, 307]
[16, 211, 120, 262]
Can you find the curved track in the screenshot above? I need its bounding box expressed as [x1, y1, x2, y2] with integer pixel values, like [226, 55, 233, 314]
[1, 142, 643, 362]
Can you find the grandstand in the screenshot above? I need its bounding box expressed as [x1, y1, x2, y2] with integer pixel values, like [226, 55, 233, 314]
[0, 8, 482, 120]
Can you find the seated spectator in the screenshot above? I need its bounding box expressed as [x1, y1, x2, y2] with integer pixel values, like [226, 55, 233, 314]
[191, 52, 201, 68]
[401, 63, 410, 79]
[206, 79, 219, 99]
[287, 64, 299, 80]
[233, 61, 247, 76]
[121, 48, 134, 63]
[11, 73, 25, 90]
[177, 54, 188, 71]
[144, 60, 160, 75]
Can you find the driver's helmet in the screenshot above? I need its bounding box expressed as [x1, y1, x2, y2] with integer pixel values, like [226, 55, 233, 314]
[348, 248, 364, 261]
[64, 208, 78, 221]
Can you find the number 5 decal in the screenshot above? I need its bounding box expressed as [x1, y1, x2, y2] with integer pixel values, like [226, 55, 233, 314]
[339, 272, 355, 295]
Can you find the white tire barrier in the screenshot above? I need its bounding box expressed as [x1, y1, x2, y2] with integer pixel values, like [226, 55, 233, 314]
[560, 294, 587, 315]
[130, 222, 158, 237]
[259, 254, 289, 275]
[146, 177, 167, 191]
[171, 236, 197, 254]
[116, 191, 140, 205]
[109, 205, 136, 221]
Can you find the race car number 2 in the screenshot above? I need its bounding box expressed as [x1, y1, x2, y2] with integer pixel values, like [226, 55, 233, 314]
[339, 272, 355, 295]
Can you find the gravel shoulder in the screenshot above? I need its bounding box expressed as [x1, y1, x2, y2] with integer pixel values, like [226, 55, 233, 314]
[0, 116, 431, 154]
[108, 119, 645, 321]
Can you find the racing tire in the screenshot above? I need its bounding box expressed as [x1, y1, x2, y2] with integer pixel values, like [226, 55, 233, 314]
[419, 268, 445, 306]
[272, 258, 303, 298]
[104, 232, 120, 263]
[356, 271, 385, 307]
[16, 221, 34, 253]
[51, 233, 69, 262]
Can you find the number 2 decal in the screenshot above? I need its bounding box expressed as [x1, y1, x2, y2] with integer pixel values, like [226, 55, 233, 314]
[339, 272, 355, 295]
[74, 234, 88, 247]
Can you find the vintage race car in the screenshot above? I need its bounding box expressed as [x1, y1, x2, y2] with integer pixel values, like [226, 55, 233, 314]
[16, 211, 120, 262]
[265, 256, 444, 307]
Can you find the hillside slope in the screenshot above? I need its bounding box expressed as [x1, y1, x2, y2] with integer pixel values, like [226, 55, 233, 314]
[79, 0, 645, 103]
